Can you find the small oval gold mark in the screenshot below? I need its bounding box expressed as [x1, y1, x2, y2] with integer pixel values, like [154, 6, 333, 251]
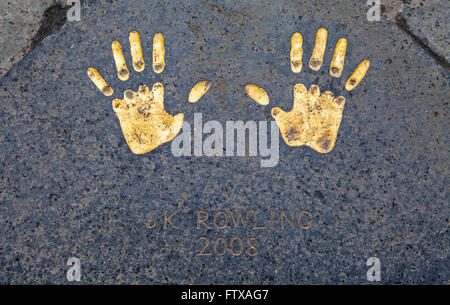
[245, 84, 269, 105]
[345, 60, 370, 91]
[188, 81, 211, 103]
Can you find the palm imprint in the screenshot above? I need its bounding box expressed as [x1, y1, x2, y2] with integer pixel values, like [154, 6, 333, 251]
[271, 84, 345, 153]
[112, 83, 184, 154]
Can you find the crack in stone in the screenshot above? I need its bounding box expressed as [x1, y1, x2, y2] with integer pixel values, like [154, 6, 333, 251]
[395, 14, 450, 72]
[30, 3, 72, 49]
[0, 1, 88, 78]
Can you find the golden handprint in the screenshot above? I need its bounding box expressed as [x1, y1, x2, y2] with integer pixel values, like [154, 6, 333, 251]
[246, 28, 370, 153]
[87, 31, 209, 154]
[110, 82, 184, 154]
[271, 84, 345, 153]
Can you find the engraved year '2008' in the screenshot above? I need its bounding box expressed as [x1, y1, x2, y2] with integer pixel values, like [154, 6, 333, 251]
[197, 236, 259, 257]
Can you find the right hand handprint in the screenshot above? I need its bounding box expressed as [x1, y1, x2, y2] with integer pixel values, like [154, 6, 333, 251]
[246, 28, 370, 153]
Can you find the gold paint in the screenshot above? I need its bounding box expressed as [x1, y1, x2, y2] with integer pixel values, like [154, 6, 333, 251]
[290, 32, 303, 73]
[330, 38, 347, 78]
[271, 83, 346, 153]
[112, 83, 184, 154]
[88, 31, 187, 154]
[129, 31, 145, 72]
[112, 41, 130, 81]
[271, 30, 370, 152]
[245, 84, 269, 105]
[345, 59, 370, 91]
[87, 67, 114, 96]
[188, 81, 211, 103]
[153, 33, 165, 73]
[309, 28, 328, 71]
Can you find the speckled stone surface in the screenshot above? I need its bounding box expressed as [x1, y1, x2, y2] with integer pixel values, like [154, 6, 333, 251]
[400, 0, 450, 62]
[0, 0, 448, 284]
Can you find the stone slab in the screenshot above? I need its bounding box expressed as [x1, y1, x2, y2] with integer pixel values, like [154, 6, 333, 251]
[0, 0, 448, 284]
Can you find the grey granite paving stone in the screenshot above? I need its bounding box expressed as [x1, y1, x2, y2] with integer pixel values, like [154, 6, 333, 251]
[0, 0, 71, 77]
[400, 0, 449, 63]
[0, 0, 448, 284]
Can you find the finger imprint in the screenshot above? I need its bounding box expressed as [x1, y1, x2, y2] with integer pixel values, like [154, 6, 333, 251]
[87, 67, 114, 96]
[152, 82, 165, 108]
[290, 32, 303, 73]
[112, 41, 130, 81]
[330, 38, 347, 78]
[334, 96, 346, 109]
[345, 59, 370, 91]
[153, 33, 165, 74]
[309, 28, 328, 71]
[309, 84, 321, 98]
[112, 98, 128, 113]
[189, 81, 211, 103]
[271, 107, 285, 118]
[129, 31, 145, 72]
[245, 84, 269, 105]
[292, 83, 308, 111]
